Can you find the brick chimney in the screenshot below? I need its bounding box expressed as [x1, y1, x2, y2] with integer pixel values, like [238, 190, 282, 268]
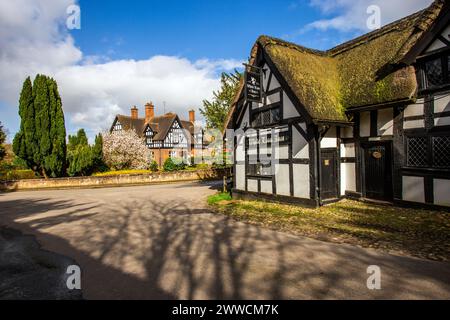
[131, 106, 138, 119]
[189, 109, 195, 123]
[145, 102, 155, 123]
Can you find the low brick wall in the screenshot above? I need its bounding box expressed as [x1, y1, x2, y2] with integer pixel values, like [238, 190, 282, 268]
[0, 169, 230, 192]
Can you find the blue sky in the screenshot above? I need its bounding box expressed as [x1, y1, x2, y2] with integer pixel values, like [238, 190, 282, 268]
[0, 0, 433, 141]
[74, 0, 346, 61]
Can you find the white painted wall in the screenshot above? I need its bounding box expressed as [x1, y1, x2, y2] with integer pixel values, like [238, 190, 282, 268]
[268, 74, 281, 91]
[425, 24, 450, 53]
[340, 163, 356, 195]
[266, 92, 280, 105]
[260, 180, 273, 194]
[434, 94, 450, 113]
[377, 108, 393, 136]
[404, 119, 425, 129]
[435, 116, 450, 126]
[292, 125, 309, 159]
[433, 179, 450, 207]
[275, 164, 290, 196]
[404, 101, 424, 117]
[247, 179, 258, 192]
[236, 133, 246, 162]
[293, 164, 310, 198]
[360, 111, 371, 137]
[341, 126, 353, 138]
[283, 92, 301, 119]
[236, 165, 245, 191]
[274, 145, 289, 160]
[434, 94, 450, 126]
[340, 143, 355, 158]
[320, 127, 337, 149]
[402, 176, 425, 203]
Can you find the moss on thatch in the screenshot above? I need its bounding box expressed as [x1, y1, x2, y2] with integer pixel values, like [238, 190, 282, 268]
[252, 1, 445, 122]
[261, 38, 345, 121]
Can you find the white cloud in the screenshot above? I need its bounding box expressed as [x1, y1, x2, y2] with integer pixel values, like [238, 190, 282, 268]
[305, 0, 434, 32]
[0, 0, 242, 139]
[56, 56, 241, 134]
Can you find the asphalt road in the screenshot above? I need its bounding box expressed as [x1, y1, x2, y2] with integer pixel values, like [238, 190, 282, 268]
[1, 181, 449, 299]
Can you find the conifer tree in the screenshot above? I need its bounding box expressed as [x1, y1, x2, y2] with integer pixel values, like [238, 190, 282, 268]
[13, 75, 67, 178]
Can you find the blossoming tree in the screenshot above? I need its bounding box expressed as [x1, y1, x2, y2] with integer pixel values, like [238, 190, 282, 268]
[102, 130, 151, 170]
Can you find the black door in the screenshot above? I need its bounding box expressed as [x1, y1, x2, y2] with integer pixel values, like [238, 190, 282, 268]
[362, 142, 393, 201]
[320, 149, 338, 200]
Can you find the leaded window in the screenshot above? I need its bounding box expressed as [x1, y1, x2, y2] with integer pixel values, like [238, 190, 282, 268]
[432, 136, 450, 168]
[251, 106, 280, 128]
[406, 137, 428, 167]
[425, 58, 444, 87]
[418, 53, 450, 91]
[406, 135, 450, 169]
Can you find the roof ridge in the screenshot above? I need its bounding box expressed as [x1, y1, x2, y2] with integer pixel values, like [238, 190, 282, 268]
[257, 35, 327, 56]
[258, 1, 438, 58]
[328, 9, 425, 56]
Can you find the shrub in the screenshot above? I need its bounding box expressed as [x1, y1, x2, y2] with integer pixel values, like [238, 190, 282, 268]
[149, 160, 159, 172]
[0, 169, 37, 181]
[163, 157, 186, 172]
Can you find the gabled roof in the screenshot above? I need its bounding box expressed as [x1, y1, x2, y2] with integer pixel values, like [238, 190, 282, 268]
[226, 0, 448, 128]
[114, 115, 146, 133]
[112, 112, 194, 141]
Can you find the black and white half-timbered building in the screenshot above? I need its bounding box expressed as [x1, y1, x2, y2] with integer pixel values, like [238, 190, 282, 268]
[110, 103, 201, 167]
[226, 0, 450, 209]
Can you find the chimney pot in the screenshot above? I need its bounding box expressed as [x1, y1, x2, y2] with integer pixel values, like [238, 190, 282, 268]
[131, 106, 138, 119]
[189, 109, 195, 123]
[145, 102, 155, 123]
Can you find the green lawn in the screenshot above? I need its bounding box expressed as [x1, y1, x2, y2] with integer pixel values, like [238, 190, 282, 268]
[208, 194, 450, 261]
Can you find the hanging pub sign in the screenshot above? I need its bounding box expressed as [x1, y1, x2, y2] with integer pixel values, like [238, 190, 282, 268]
[244, 64, 262, 103]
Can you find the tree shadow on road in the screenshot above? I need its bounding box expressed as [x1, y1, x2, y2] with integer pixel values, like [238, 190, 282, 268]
[1, 194, 450, 300]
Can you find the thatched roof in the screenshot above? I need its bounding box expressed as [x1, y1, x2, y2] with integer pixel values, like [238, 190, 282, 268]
[226, 0, 447, 127]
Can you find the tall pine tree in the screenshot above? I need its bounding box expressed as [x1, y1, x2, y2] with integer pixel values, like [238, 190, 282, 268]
[13, 75, 67, 178]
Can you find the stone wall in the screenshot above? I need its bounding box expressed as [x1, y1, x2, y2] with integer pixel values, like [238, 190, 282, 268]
[0, 169, 230, 192]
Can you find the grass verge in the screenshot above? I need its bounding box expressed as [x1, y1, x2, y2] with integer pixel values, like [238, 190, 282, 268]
[208, 195, 450, 261]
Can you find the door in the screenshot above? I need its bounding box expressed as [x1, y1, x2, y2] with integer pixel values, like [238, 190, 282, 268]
[320, 149, 338, 200]
[362, 142, 393, 201]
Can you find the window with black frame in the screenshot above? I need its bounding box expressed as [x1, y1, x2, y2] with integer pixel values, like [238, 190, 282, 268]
[251, 106, 281, 128]
[406, 135, 450, 169]
[247, 161, 273, 177]
[419, 53, 450, 91]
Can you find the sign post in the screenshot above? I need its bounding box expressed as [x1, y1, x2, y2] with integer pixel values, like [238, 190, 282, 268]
[244, 64, 263, 103]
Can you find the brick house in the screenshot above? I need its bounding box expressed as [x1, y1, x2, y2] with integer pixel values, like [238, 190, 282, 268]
[110, 103, 202, 167]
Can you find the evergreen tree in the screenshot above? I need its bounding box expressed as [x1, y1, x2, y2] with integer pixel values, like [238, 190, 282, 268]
[0, 121, 6, 161]
[200, 70, 242, 131]
[67, 129, 94, 177]
[13, 75, 67, 178]
[13, 77, 36, 169]
[92, 133, 105, 171]
[44, 77, 67, 177]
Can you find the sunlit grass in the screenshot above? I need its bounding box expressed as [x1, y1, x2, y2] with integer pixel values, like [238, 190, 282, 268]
[207, 192, 232, 205]
[209, 196, 450, 261]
